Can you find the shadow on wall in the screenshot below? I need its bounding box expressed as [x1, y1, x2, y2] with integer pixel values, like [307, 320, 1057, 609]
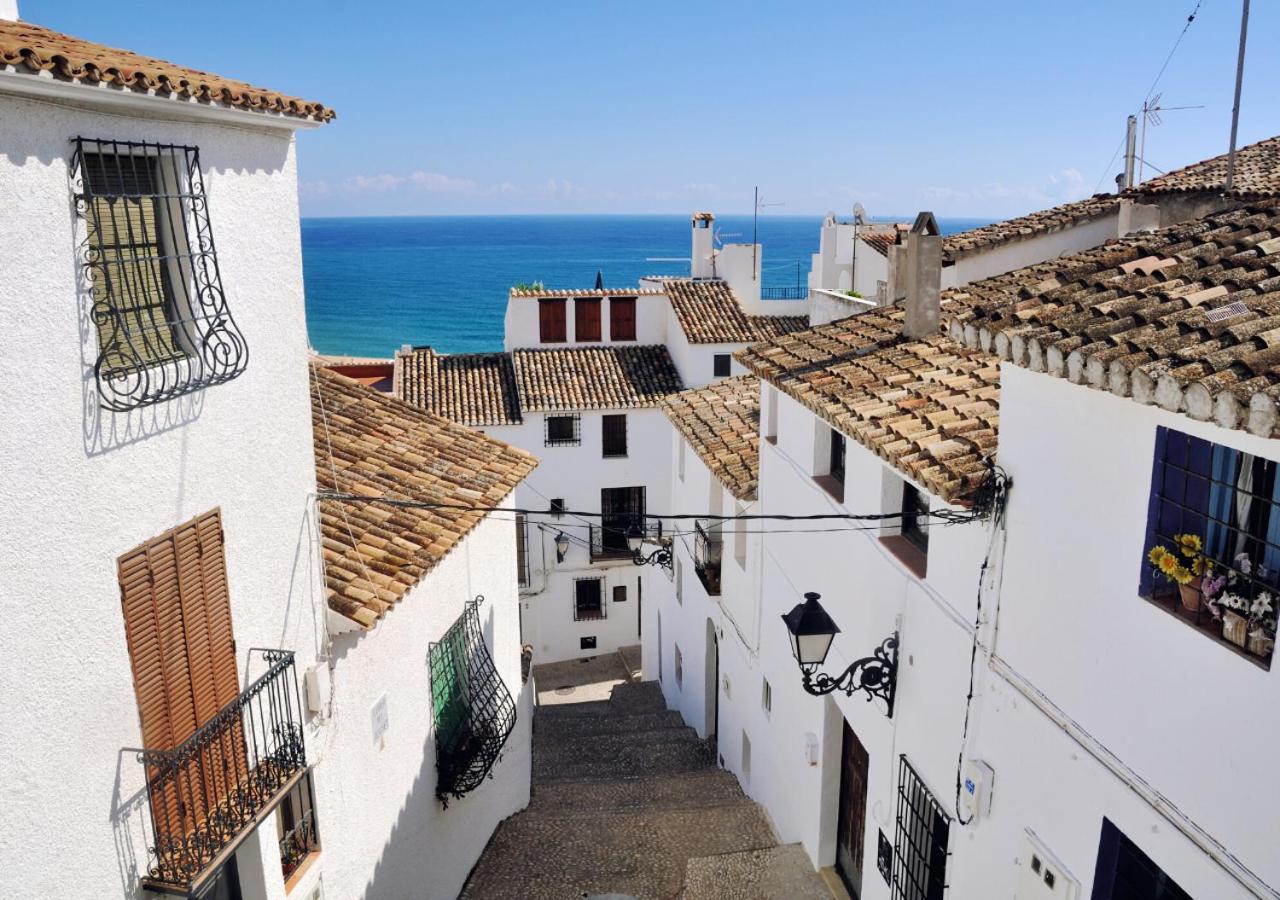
[109, 746, 153, 899]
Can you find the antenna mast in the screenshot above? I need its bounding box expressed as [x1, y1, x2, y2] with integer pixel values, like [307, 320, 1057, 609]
[1225, 0, 1251, 192]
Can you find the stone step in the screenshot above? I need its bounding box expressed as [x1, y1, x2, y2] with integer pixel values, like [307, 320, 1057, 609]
[535, 722, 702, 769]
[535, 680, 668, 720]
[534, 731, 717, 784]
[529, 768, 753, 816]
[680, 844, 831, 900]
[535, 708, 686, 739]
[461, 800, 778, 900]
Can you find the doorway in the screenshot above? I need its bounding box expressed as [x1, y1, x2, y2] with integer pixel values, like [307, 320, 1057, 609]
[704, 618, 719, 752]
[836, 720, 871, 898]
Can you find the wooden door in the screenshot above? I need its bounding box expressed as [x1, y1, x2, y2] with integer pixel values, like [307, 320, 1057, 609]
[836, 720, 871, 898]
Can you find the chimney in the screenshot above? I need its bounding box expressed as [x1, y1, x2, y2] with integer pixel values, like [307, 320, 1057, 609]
[0, 1, 18, 20]
[691, 211, 715, 279]
[903, 211, 942, 340]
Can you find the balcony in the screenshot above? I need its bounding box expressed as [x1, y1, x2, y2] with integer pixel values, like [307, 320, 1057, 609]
[590, 520, 661, 562]
[693, 521, 723, 595]
[760, 285, 808, 300]
[134, 649, 308, 895]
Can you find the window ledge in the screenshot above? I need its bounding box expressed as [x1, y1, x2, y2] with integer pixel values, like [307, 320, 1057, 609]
[880, 535, 927, 579]
[765, 435, 778, 445]
[284, 851, 322, 895]
[813, 474, 844, 504]
[603, 453, 629, 459]
[1142, 591, 1272, 670]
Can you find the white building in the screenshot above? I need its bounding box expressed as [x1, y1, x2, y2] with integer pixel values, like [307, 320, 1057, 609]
[0, 10, 537, 900]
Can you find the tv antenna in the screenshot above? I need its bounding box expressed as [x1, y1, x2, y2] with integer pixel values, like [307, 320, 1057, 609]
[753, 186, 785, 281]
[851, 203, 867, 293]
[1138, 92, 1205, 181]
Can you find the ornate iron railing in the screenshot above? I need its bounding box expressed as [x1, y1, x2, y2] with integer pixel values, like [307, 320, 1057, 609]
[893, 755, 951, 900]
[693, 520, 723, 596]
[132, 649, 307, 894]
[590, 520, 661, 562]
[278, 807, 319, 880]
[70, 138, 247, 411]
[429, 597, 517, 805]
[761, 285, 808, 300]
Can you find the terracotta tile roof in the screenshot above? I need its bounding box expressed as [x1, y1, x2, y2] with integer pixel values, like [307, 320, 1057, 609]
[311, 367, 536, 628]
[512, 345, 683, 411]
[666, 279, 810, 344]
[1132, 134, 1280, 200]
[509, 287, 665, 298]
[859, 227, 907, 258]
[947, 204, 1280, 437]
[0, 19, 333, 121]
[661, 375, 761, 501]
[942, 195, 1121, 258]
[736, 307, 1000, 503]
[396, 348, 521, 427]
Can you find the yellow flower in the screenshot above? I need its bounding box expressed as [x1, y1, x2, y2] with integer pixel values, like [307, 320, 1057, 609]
[1149, 546, 1171, 567]
[1158, 553, 1181, 577]
[1172, 566, 1195, 585]
[1192, 556, 1211, 577]
[1176, 533, 1203, 557]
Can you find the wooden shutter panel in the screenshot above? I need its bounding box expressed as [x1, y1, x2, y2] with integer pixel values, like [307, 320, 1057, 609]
[539, 298, 566, 343]
[575, 298, 601, 342]
[610, 297, 636, 341]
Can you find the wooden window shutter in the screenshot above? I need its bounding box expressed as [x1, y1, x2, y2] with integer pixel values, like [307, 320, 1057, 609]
[539, 298, 567, 343]
[575, 298, 601, 342]
[610, 297, 637, 341]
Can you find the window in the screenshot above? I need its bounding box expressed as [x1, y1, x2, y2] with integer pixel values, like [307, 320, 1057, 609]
[674, 644, 683, 687]
[610, 296, 637, 341]
[881, 479, 930, 578]
[549, 498, 566, 518]
[658, 611, 664, 682]
[893, 756, 950, 900]
[539, 298, 567, 342]
[761, 678, 772, 716]
[613, 585, 628, 603]
[678, 438, 687, 481]
[765, 387, 779, 445]
[74, 139, 247, 410]
[815, 425, 846, 502]
[676, 557, 684, 604]
[575, 298, 602, 342]
[734, 502, 748, 568]
[574, 578, 605, 621]
[545, 413, 581, 446]
[1141, 426, 1279, 666]
[602, 414, 628, 457]
[595, 486, 647, 559]
[1091, 818, 1192, 900]
[714, 353, 732, 378]
[902, 484, 929, 554]
[515, 514, 529, 588]
[580, 636, 598, 651]
[277, 774, 321, 884]
[830, 428, 847, 484]
[741, 731, 752, 782]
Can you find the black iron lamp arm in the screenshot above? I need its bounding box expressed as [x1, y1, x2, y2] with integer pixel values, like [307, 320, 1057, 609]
[800, 633, 898, 716]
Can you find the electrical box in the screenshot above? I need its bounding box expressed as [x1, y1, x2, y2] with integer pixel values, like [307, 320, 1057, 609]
[1016, 830, 1080, 900]
[960, 759, 994, 821]
[804, 732, 819, 766]
[305, 663, 330, 715]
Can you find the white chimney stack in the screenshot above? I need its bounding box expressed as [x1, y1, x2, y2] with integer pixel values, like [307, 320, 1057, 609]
[691, 211, 715, 279]
[903, 211, 942, 340]
[0, 1, 18, 21]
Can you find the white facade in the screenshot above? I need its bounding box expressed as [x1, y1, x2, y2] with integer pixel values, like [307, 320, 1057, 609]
[948, 210, 1122, 285]
[502, 291, 668, 350]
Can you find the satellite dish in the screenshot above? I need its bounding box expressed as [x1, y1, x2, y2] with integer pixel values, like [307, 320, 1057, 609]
[852, 202, 867, 225]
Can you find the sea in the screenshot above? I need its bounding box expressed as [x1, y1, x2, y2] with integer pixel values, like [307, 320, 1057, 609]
[301, 214, 991, 358]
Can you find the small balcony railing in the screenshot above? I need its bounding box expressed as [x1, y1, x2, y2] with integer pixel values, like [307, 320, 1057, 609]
[590, 520, 661, 562]
[694, 521, 724, 595]
[760, 285, 808, 300]
[133, 649, 308, 895]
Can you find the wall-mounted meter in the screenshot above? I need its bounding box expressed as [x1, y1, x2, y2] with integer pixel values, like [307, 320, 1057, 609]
[960, 759, 994, 821]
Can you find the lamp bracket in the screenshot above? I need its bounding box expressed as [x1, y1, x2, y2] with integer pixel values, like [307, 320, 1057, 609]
[800, 632, 898, 717]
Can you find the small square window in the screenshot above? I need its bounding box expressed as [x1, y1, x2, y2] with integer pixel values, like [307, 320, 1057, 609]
[613, 585, 627, 603]
[602, 414, 628, 458]
[713, 353, 732, 378]
[580, 636, 597, 650]
[545, 414, 580, 447]
[550, 498, 566, 518]
[574, 578, 605, 621]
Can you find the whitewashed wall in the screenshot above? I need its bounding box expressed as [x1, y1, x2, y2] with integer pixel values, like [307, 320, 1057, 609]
[950, 212, 1120, 286]
[502, 293, 669, 350]
[0, 92, 323, 900]
[315, 510, 532, 900]
[663, 306, 750, 389]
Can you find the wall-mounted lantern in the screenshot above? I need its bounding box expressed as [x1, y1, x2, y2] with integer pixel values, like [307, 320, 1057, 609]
[554, 531, 570, 563]
[781, 592, 898, 717]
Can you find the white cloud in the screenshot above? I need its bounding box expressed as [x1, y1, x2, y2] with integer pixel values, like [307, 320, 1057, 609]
[408, 171, 476, 191]
[920, 167, 1093, 211]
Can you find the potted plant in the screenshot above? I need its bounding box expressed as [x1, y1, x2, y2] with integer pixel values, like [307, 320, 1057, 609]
[1248, 611, 1276, 659]
[1147, 534, 1213, 613]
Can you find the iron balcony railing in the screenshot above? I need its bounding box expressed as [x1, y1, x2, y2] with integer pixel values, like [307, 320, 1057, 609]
[279, 808, 319, 881]
[760, 285, 808, 300]
[694, 520, 724, 596]
[133, 649, 308, 895]
[590, 520, 661, 562]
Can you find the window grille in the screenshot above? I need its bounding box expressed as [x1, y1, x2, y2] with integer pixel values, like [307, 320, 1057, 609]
[1141, 426, 1279, 666]
[276, 773, 320, 881]
[549, 498, 566, 518]
[602, 414, 628, 457]
[693, 520, 723, 595]
[428, 596, 517, 804]
[714, 353, 732, 378]
[515, 514, 530, 588]
[893, 755, 950, 900]
[545, 414, 581, 446]
[574, 578, 605, 621]
[71, 138, 247, 410]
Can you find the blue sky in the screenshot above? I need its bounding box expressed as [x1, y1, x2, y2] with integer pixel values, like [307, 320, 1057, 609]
[23, 0, 1278, 220]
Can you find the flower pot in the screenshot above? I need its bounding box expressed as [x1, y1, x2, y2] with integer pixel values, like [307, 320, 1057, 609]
[1222, 610, 1249, 647]
[1247, 631, 1275, 659]
[1177, 579, 1202, 613]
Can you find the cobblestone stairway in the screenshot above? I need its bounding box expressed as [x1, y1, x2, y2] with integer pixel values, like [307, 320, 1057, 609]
[461, 680, 829, 900]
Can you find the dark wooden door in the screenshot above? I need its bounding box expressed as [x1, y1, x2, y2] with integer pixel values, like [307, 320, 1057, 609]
[836, 720, 871, 898]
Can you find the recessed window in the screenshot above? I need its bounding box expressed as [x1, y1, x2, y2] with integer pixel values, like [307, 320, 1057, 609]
[580, 636, 597, 651]
[902, 484, 929, 554]
[602, 414, 628, 458]
[545, 414, 581, 446]
[678, 438, 687, 481]
[881, 477, 929, 578]
[74, 139, 247, 410]
[277, 773, 321, 884]
[1141, 426, 1279, 667]
[741, 731, 752, 781]
[765, 387, 779, 445]
[539, 298, 567, 343]
[674, 644, 683, 687]
[713, 353, 732, 378]
[574, 578, 605, 621]
[761, 678, 772, 716]
[574, 297, 601, 342]
[676, 557, 684, 604]
[894, 755, 950, 900]
[1092, 818, 1192, 900]
[515, 514, 529, 588]
[609, 296, 637, 341]
[814, 425, 846, 503]
[613, 585, 627, 603]
[830, 429, 847, 484]
[549, 498, 566, 518]
[734, 502, 748, 568]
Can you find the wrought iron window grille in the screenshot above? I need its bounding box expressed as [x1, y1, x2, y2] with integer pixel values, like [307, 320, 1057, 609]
[128, 648, 307, 895]
[70, 138, 248, 411]
[544, 414, 581, 447]
[694, 520, 724, 596]
[574, 577, 606, 621]
[276, 774, 320, 880]
[893, 755, 951, 900]
[429, 596, 517, 805]
[590, 520, 661, 562]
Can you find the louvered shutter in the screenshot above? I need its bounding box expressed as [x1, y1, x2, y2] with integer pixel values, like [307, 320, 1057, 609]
[574, 298, 601, 342]
[539, 299, 567, 343]
[118, 509, 243, 849]
[610, 297, 636, 341]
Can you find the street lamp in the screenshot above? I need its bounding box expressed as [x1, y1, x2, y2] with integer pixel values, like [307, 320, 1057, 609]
[626, 522, 673, 572]
[780, 592, 899, 717]
[554, 531, 570, 563]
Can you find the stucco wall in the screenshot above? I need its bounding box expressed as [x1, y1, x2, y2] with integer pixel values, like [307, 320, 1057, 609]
[503, 293, 669, 351]
[0, 93, 323, 899]
[315, 510, 532, 900]
[950, 212, 1120, 286]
